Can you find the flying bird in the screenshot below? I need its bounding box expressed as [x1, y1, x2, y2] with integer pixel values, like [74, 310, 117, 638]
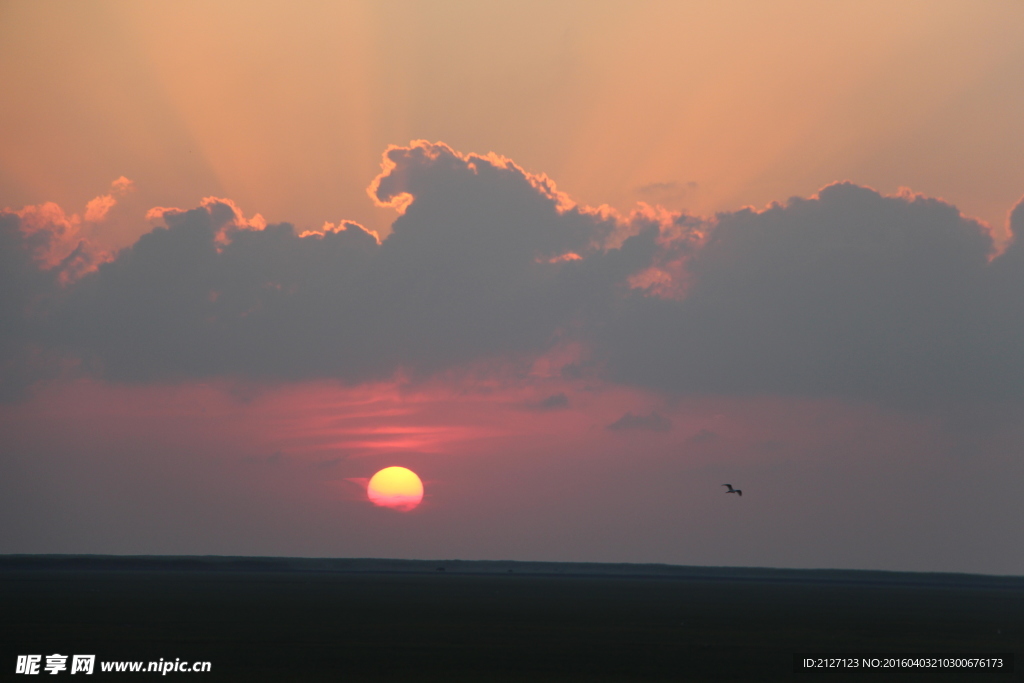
[722, 484, 742, 496]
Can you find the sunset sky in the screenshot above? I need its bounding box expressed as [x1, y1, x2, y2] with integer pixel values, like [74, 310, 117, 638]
[3, 0, 1024, 575]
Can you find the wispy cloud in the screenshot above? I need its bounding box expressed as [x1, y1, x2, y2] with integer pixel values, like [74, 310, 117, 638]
[607, 411, 672, 432]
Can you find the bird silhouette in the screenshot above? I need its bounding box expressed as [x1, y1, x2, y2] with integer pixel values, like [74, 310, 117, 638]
[722, 484, 742, 496]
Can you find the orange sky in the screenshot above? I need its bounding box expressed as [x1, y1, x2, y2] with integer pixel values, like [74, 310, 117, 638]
[2, 0, 1023, 247]
[4, 1, 1024, 574]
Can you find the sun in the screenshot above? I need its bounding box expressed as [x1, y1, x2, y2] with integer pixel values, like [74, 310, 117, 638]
[367, 466, 424, 511]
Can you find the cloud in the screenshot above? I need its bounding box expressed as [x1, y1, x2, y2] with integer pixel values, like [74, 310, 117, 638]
[35, 143, 656, 386]
[82, 176, 136, 224]
[0, 211, 54, 398]
[3, 144, 1024, 409]
[688, 428, 718, 444]
[83, 195, 117, 224]
[523, 392, 569, 411]
[0, 178, 135, 399]
[538, 392, 570, 410]
[12, 202, 92, 275]
[601, 184, 1024, 406]
[110, 176, 135, 195]
[2, 177, 132, 287]
[54, 198, 381, 383]
[607, 411, 673, 432]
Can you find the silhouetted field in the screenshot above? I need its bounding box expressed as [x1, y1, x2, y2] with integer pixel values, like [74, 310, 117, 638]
[1, 556, 1021, 681]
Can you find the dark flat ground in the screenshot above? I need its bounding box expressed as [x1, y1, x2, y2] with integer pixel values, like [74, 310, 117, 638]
[1, 556, 1021, 682]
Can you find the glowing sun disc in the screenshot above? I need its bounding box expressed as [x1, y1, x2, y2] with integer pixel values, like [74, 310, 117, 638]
[367, 466, 424, 511]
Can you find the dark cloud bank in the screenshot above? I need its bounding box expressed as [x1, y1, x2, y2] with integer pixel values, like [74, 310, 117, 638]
[4, 141, 1024, 407]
